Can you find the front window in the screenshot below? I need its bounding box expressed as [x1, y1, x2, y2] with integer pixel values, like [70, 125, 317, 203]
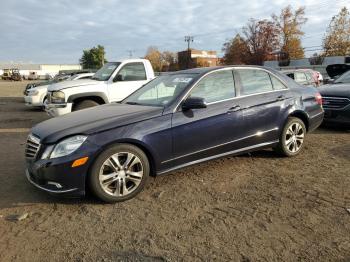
[335, 70, 350, 84]
[92, 62, 121, 81]
[123, 74, 197, 107]
[189, 70, 235, 103]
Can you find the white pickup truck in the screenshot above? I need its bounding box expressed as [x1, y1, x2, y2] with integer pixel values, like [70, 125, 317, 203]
[24, 73, 94, 108]
[45, 59, 155, 117]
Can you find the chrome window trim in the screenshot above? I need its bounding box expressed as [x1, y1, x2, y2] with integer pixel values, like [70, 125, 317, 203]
[173, 66, 289, 112]
[161, 127, 278, 164]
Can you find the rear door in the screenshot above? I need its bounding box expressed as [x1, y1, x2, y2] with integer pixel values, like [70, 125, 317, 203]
[168, 69, 245, 167]
[233, 68, 290, 146]
[108, 62, 149, 102]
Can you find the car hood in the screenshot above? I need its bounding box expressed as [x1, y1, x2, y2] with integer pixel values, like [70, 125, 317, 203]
[48, 79, 101, 91]
[319, 84, 350, 98]
[32, 103, 164, 144]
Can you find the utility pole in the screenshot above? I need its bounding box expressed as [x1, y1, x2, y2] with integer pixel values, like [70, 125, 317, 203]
[184, 36, 194, 69]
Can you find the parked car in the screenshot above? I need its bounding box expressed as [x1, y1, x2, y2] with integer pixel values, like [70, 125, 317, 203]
[24, 73, 94, 108]
[25, 66, 324, 202]
[45, 59, 155, 117]
[319, 70, 350, 124]
[282, 69, 319, 87]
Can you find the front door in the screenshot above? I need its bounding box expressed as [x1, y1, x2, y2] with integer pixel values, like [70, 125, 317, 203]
[168, 69, 245, 167]
[108, 62, 149, 102]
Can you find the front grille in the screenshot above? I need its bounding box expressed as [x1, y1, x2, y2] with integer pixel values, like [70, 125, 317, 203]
[322, 97, 350, 110]
[25, 134, 41, 159]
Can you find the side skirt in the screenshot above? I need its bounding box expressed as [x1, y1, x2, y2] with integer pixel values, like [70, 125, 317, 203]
[157, 140, 279, 175]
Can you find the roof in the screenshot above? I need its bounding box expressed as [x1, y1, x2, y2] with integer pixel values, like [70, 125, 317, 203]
[168, 65, 273, 75]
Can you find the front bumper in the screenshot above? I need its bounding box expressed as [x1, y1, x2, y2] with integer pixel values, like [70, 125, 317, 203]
[323, 108, 350, 124]
[26, 169, 79, 195]
[45, 102, 73, 117]
[25, 140, 100, 197]
[24, 95, 43, 107]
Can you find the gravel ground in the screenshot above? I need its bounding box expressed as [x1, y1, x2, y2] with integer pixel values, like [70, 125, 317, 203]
[0, 82, 349, 261]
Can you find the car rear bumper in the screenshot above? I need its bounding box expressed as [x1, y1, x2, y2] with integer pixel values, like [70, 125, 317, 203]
[45, 103, 72, 117]
[308, 110, 324, 132]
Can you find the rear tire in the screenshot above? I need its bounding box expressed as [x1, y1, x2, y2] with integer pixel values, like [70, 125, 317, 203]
[88, 144, 150, 203]
[275, 117, 306, 157]
[72, 99, 99, 111]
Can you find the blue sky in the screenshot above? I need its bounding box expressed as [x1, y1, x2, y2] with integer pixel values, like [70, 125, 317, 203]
[1, 0, 349, 64]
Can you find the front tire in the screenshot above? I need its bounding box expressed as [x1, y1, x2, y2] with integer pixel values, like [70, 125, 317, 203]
[89, 144, 150, 203]
[73, 99, 99, 111]
[275, 117, 306, 157]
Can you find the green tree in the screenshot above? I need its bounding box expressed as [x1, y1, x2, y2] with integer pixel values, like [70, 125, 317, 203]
[79, 45, 107, 69]
[323, 7, 350, 56]
[272, 6, 307, 59]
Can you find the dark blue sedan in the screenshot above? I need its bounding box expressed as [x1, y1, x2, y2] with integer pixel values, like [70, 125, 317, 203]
[25, 66, 324, 202]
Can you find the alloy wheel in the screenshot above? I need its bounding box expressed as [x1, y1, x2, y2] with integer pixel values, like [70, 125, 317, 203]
[285, 122, 304, 153]
[99, 152, 144, 197]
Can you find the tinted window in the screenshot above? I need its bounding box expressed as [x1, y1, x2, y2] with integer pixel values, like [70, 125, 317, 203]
[270, 75, 286, 90]
[117, 63, 146, 81]
[190, 70, 235, 103]
[237, 69, 273, 95]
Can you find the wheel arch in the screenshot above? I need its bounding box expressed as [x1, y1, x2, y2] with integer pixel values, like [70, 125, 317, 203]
[288, 110, 309, 131]
[68, 92, 109, 105]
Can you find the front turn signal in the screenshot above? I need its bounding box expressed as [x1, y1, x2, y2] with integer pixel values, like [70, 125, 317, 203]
[72, 157, 89, 168]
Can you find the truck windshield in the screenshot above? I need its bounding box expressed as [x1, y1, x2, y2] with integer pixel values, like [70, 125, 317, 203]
[123, 73, 197, 107]
[91, 62, 121, 81]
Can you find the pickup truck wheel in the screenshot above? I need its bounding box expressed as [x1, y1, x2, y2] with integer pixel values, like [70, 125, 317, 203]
[89, 144, 150, 203]
[275, 117, 306, 157]
[73, 99, 99, 111]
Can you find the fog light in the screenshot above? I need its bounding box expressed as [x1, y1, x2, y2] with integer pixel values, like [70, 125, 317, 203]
[72, 157, 89, 167]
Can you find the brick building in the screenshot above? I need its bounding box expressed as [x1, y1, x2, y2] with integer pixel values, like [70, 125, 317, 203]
[177, 49, 219, 70]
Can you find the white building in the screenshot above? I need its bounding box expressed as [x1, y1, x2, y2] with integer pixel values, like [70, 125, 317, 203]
[0, 63, 82, 79]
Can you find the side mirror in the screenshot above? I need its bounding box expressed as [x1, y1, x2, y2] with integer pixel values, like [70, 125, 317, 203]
[113, 74, 124, 82]
[182, 96, 207, 110]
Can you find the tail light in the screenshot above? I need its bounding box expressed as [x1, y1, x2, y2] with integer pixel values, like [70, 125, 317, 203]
[315, 92, 322, 106]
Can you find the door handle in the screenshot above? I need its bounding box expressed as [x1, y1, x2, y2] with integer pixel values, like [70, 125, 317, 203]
[276, 95, 285, 101]
[227, 105, 241, 113]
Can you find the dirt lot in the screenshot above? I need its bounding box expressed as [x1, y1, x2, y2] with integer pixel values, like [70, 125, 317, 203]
[0, 81, 349, 261]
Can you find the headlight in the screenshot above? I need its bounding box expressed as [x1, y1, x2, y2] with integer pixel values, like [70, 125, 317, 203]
[49, 135, 87, 159]
[51, 91, 65, 103]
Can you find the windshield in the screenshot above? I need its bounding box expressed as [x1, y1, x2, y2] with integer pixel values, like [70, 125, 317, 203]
[92, 62, 121, 81]
[123, 74, 197, 107]
[335, 70, 350, 84]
